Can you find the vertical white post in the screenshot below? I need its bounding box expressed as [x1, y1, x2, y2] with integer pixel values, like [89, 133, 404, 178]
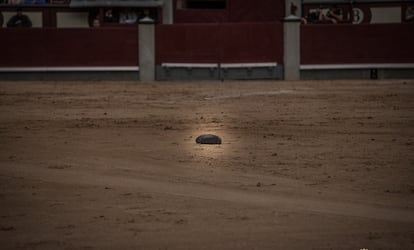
[283, 15, 301, 81]
[139, 23, 155, 81]
[163, 0, 174, 24]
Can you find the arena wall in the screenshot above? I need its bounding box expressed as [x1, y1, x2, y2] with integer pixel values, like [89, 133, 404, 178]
[0, 22, 413, 80]
[300, 23, 414, 79]
[155, 22, 284, 80]
[0, 27, 138, 67]
[301, 23, 414, 65]
[156, 22, 283, 64]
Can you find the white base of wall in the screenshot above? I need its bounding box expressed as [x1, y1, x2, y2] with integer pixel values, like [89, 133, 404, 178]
[0, 66, 139, 72]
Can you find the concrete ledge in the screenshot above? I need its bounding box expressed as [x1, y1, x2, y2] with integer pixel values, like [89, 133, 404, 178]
[157, 64, 219, 81]
[161, 63, 219, 68]
[221, 63, 278, 68]
[0, 71, 140, 81]
[0, 66, 139, 72]
[157, 62, 282, 81]
[301, 64, 414, 70]
[221, 65, 283, 80]
[301, 67, 414, 80]
[3, 64, 410, 81]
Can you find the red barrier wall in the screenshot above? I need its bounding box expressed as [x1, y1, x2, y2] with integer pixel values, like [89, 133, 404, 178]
[0, 28, 138, 67]
[156, 23, 283, 64]
[3, 23, 411, 70]
[301, 23, 414, 65]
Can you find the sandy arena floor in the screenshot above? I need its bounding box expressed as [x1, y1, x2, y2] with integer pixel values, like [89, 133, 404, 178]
[0, 80, 413, 249]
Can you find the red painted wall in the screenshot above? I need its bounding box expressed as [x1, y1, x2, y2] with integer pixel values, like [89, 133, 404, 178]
[0, 27, 138, 67]
[301, 23, 414, 65]
[2, 23, 412, 69]
[156, 23, 283, 64]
